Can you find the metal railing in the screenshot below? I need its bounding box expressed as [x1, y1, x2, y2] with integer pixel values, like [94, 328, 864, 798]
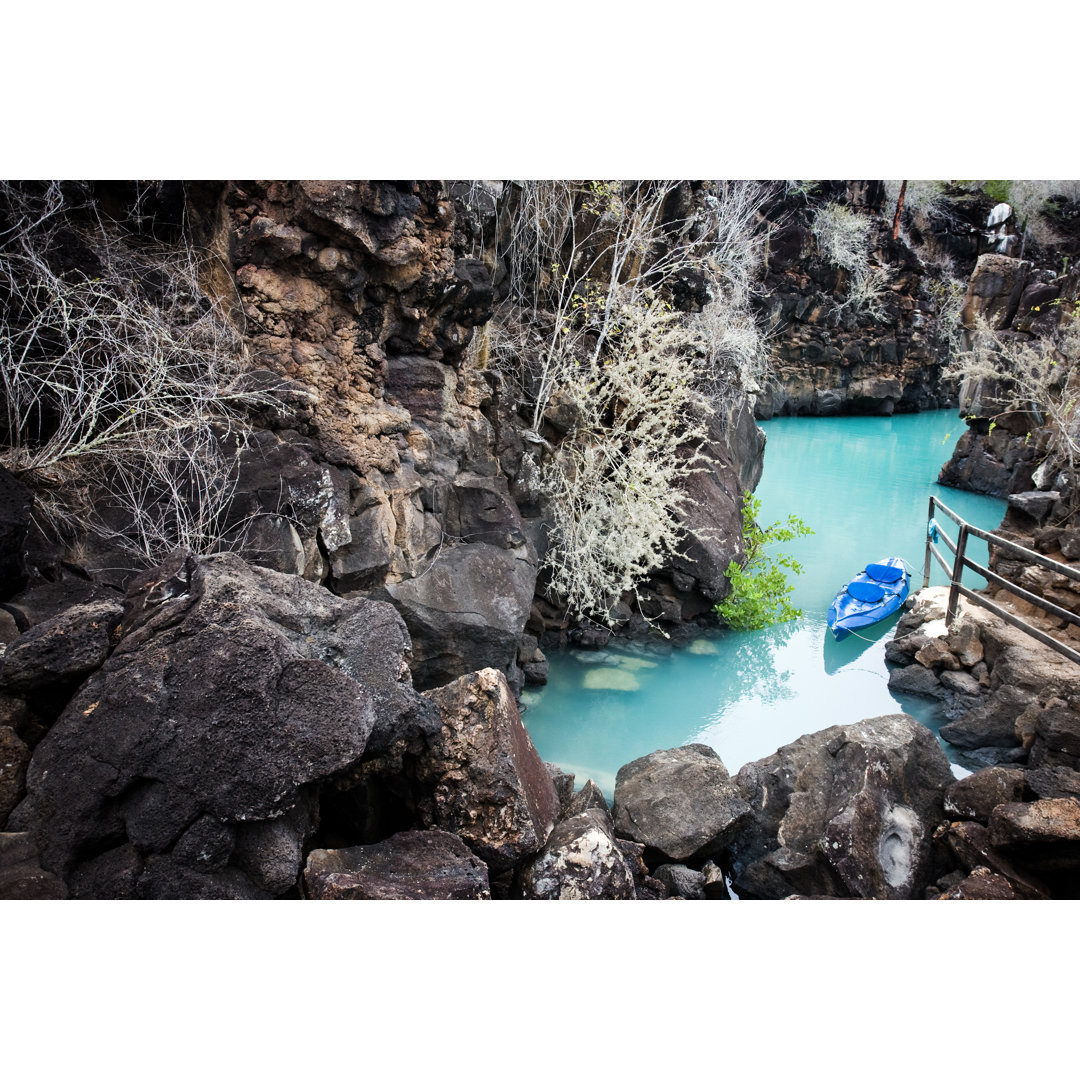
[923, 495, 1080, 665]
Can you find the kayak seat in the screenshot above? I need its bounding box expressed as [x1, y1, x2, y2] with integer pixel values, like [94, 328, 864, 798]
[865, 562, 905, 583]
[847, 580, 886, 603]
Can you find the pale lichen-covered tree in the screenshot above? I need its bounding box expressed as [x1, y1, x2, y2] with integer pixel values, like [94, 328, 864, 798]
[475, 179, 776, 623]
[810, 201, 893, 321]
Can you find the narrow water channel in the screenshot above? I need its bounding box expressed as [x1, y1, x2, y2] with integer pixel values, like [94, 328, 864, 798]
[521, 410, 1007, 799]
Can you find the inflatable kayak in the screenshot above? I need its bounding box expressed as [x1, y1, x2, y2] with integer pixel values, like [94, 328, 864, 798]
[827, 556, 910, 641]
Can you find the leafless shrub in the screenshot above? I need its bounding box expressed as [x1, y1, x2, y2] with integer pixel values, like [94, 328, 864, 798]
[0, 181, 281, 564]
[946, 308, 1080, 479]
[810, 201, 893, 321]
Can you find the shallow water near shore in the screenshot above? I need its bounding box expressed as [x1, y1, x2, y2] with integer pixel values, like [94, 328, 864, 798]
[521, 410, 1007, 800]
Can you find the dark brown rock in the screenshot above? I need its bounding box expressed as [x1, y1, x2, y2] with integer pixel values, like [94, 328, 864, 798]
[654, 863, 707, 899]
[989, 797, 1080, 863]
[8, 552, 422, 896]
[0, 598, 124, 692]
[731, 714, 955, 900]
[566, 778, 609, 817]
[615, 838, 668, 899]
[612, 744, 751, 865]
[939, 684, 1033, 750]
[887, 662, 946, 698]
[960, 253, 1030, 330]
[0, 832, 67, 899]
[418, 668, 561, 872]
[701, 860, 731, 899]
[545, 763, 576, 811]
[1025, 765, 1080, 802]
[1030, 702, 1080, 769]
[944, 767, 1027, 824]
[304, 829, 491, 899]
[937, 866, 1031, 899]
[0, 725, 29, 827]
[380, 540, 537, 692]
[937, 820, 1049, 898]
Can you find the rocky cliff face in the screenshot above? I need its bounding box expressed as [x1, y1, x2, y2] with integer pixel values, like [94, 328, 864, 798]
[753, 183, 955, 418]
[191, 181, 548, 690]
[189, 180, 759, 685]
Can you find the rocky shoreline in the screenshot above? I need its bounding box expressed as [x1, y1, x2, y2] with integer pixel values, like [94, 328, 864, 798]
[4, 542, 1078, 900]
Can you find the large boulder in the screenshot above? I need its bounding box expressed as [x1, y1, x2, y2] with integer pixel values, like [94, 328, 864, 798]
[939, 685, 1032, 750]
[935, 819, 1050, 899]
[944, 767, 1027, 825]
[303, 829, 491, 899]
[517, 807, 636, 900]
[960, 253, 1030, 330]
[380, 539, 537, 691]
[415, 668, 561, 872]
[612, 744, 751, 865]
[988, 797, 1080, 878]
[730, 714, 955, 899]
[8, 551, 424, 897]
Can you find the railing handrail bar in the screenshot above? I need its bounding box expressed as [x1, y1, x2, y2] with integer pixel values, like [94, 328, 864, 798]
[928, 544, 952, 578]
[959, 553, 1080, 629]
[950, 582, 1080, 666]
[926, 494, 1080, 666]
[930, 495, 1080, 586]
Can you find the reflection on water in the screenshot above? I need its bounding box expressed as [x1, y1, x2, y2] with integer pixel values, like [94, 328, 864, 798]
[522, 411, 1006, 800]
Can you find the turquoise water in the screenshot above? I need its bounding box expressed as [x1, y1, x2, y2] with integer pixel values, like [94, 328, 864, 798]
[521, 410, 1007, 799]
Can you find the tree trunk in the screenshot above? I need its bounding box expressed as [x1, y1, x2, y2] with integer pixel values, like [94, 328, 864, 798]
[891, 180, 907, 240]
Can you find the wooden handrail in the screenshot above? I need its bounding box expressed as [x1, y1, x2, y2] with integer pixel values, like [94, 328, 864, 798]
[924, 495, 1080, 666]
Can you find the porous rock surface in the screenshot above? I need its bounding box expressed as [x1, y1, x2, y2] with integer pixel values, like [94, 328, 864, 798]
[517, 807, 636, 900]
[414, 667, 561, 872]
[303, 829, 491, 899]
[0, 832, 67, 899]
[0, 599, 124, 692]
[8, 550, 424, 898]
[729, 713, 954, 899]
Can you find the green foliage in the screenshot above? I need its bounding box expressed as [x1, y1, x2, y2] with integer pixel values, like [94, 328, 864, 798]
[982, 180, 1013, 204]
[715, 493, 813, 631]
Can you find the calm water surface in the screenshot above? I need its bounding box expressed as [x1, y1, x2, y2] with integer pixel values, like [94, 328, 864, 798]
[521, 411, 1006, 798]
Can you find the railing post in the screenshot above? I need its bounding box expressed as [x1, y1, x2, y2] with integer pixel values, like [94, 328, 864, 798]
[948, 523, 968, 627]
[923, 495, 936, 589]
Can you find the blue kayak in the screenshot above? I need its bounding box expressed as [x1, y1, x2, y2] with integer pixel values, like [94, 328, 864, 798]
[827, 556, 910, 641]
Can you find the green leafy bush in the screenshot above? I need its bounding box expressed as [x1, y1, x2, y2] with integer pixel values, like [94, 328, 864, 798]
[715, 492, 813, 630]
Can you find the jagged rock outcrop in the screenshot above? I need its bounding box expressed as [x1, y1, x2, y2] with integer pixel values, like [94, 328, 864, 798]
[729, 713, 954, 899]
[412, 668, 561, 872]
[0, 599, 124, 692]
[7, 550, 424, 897]
[887, 587, 1080, 769]
[888, 582, 1080, 897]
[754, 184, 958, 420]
